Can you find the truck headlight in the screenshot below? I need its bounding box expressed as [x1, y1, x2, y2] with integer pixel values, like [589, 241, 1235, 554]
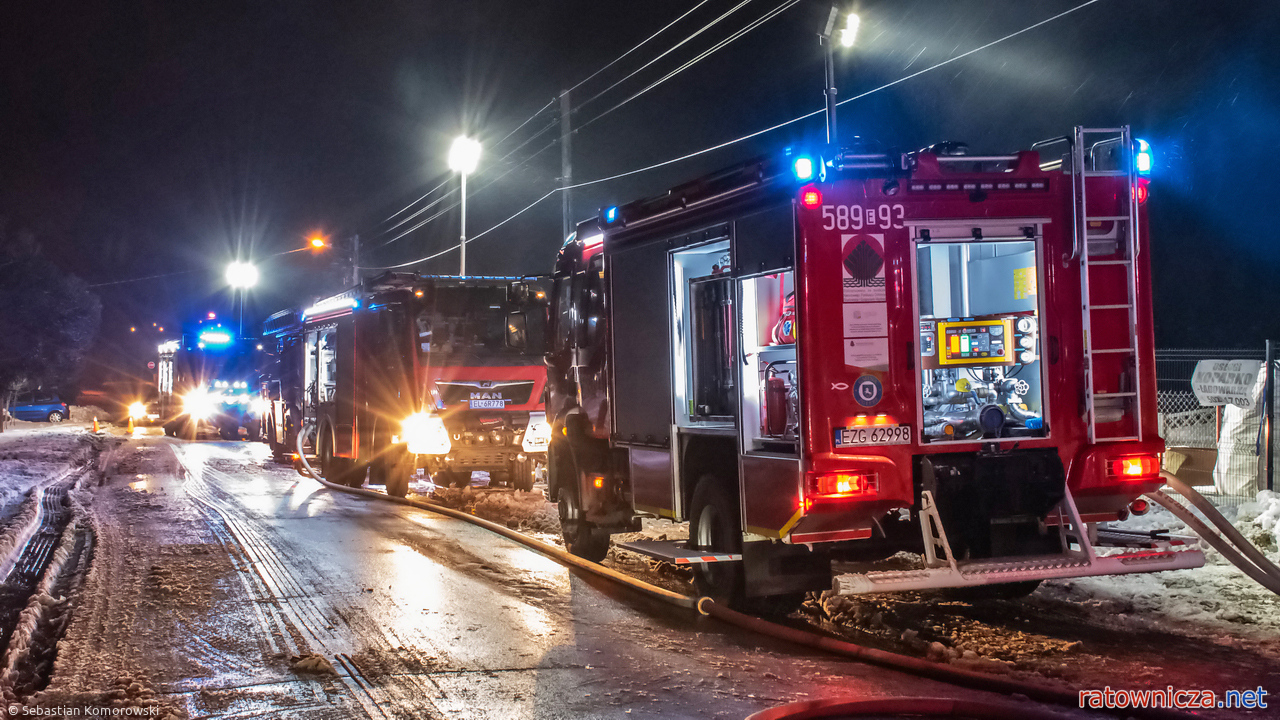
[249, 397, 268, 416]
[128, 402, 147, 420]
[183, 389, 215, 420]
[403, 412, 450, 455]
[521, 412, 552, 453]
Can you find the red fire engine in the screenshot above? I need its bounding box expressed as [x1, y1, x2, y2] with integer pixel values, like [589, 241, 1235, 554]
[546, 127, 1202, 608]
[262, 273, 552, 497]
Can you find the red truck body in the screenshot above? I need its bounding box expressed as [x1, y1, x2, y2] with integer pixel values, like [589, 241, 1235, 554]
[545, 127, 1201, 606]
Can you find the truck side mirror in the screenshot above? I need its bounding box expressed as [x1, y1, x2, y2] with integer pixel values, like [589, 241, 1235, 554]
[506, 312, 528, 350]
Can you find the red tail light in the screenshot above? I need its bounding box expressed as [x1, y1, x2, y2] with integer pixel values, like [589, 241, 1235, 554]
[1110, 455, 1160, 480]
[1135, 179, 1149, 204]
[812, 472, 877, 498]
[800, 185, 822, 209]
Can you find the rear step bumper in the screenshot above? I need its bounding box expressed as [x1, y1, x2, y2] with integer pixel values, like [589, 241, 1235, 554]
[832, 546, 1204, 594]
[617, 540, 741, 565]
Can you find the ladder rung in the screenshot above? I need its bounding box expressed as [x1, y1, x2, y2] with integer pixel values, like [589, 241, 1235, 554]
[1088, 260, 1132, 266]
[1082, 170, 1129, 177]
[1091, 348, 1135, 354]
[1081, 127, 1125, 133]
[1086, 216, 1131, 222]
[1098, 435, 1141, 441]
[1089, 304, 1133, 310]
[1094, 392, 1136, 398]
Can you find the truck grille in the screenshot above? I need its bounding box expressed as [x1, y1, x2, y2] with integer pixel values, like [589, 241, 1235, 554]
[436, 380, 535, 406]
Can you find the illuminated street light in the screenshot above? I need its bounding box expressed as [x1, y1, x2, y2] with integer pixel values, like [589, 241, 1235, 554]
[448, 136, 482, 276]
[309, 236, 326, 250]
[225, 261, 259, 289]
[839, 12, 860, 48]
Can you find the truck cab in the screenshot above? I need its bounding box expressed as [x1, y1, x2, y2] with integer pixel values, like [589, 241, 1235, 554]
[262, 273, 550, 497]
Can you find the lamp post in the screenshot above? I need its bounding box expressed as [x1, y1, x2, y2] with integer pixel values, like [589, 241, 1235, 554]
[225, 261, 259, 336]
[448, 136, 482, 276]
[820, 8, 859, 147]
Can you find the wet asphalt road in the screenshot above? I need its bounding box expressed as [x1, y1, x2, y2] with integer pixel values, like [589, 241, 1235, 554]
[139, 434, 1068, 718]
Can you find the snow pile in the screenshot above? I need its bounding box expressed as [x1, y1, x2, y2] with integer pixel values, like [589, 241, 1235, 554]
[0, 428, 94, 511]
[1237, 490, 1280, 558]
[428, 485, 561, 533]
[1041, 489, 1280, 645]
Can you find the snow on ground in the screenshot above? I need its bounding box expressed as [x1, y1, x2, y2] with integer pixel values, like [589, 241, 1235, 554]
[0, 427, 96, 513]
[1038, 490, 1280, 647]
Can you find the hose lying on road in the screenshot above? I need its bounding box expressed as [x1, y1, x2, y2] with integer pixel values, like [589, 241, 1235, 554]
[292, 425, 1192, 719]
[293, 425, 694, 609]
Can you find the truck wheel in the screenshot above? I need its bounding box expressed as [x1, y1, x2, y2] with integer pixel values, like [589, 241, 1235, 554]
[511, 457, 534, 492]
[382, 449, 414, 498]
[688, 476, 748, 609]
[488, 471, 511, 488]
[558, 479, 610, 562]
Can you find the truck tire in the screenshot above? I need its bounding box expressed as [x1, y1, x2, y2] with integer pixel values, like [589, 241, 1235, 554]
[511, 457, 534, 492]
[380, 448, 415, 498]
[687, 476, 804, 615]
[558, 483, 611, 562]
[689, 476, 749, 608]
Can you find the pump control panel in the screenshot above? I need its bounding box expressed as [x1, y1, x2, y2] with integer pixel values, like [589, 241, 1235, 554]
[920, 314, 1037, 370]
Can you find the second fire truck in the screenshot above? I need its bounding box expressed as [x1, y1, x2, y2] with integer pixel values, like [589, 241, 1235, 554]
[262, 273, 551, 497]
[545, 127, 1202, 609]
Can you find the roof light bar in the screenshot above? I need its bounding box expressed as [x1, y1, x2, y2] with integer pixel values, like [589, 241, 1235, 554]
[302, 296, 360, 319]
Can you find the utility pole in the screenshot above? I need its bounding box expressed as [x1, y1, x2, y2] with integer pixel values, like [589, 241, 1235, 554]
[821, 6, 840, 147]
[560, 90, 573, 240]
[351, 234, 360, 287]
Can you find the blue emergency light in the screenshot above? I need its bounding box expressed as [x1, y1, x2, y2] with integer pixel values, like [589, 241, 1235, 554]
[1135, 138, 1152, 175]
[792, 156, 815, 181]
[604, 206, 619, 224]
[199, 330, 233, 346]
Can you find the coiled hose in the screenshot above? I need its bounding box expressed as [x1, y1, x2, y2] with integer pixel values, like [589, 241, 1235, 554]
[292, 425, 1193, 719]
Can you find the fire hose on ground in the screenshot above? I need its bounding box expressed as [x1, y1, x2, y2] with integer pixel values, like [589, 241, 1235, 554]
[294, 425, 1197, 719]
[1147, 472, 1280, 596]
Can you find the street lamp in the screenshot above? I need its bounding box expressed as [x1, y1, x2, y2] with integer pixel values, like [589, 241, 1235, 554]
[448, 135, 481, 276]
[820, 8, 860, 146]
[225, 261, 259, 289]
[225, 261, 259, 336]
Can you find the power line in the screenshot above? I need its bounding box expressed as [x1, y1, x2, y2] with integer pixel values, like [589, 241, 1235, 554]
[578, 0, 803, 133]
[361, 1, 718, 246]
[362, 0, 1103, 271]
[567, 0, 716, 94]
[572, 0, 757, 117]
[87, 270, 195, 288]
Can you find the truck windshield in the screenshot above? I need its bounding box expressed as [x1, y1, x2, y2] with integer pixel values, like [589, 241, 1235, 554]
[416, 286, 546, 366]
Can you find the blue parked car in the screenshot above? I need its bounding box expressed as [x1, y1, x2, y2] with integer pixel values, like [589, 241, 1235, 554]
[7, 392, 69, 423]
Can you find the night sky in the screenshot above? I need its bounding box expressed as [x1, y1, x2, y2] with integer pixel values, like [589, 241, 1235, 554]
[2, 0, 1277, 388]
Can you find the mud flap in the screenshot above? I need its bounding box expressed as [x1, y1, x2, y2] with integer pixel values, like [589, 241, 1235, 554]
[742, 540, 831, 598]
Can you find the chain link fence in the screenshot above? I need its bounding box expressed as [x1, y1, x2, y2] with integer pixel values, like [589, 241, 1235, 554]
[1156, 347, 1274, 509]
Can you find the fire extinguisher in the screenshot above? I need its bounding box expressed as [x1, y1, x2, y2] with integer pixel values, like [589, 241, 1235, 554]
[764, 363, 789, 437]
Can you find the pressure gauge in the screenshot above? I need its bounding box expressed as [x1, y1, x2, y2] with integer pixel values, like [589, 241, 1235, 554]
[1019, 335, 1035, 349]
[1020, 350, 1036, 363]
[1016, 317, 1036, 333]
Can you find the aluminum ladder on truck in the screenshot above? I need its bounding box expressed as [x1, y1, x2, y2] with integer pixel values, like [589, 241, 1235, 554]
[1073, 126, 1143, 443]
